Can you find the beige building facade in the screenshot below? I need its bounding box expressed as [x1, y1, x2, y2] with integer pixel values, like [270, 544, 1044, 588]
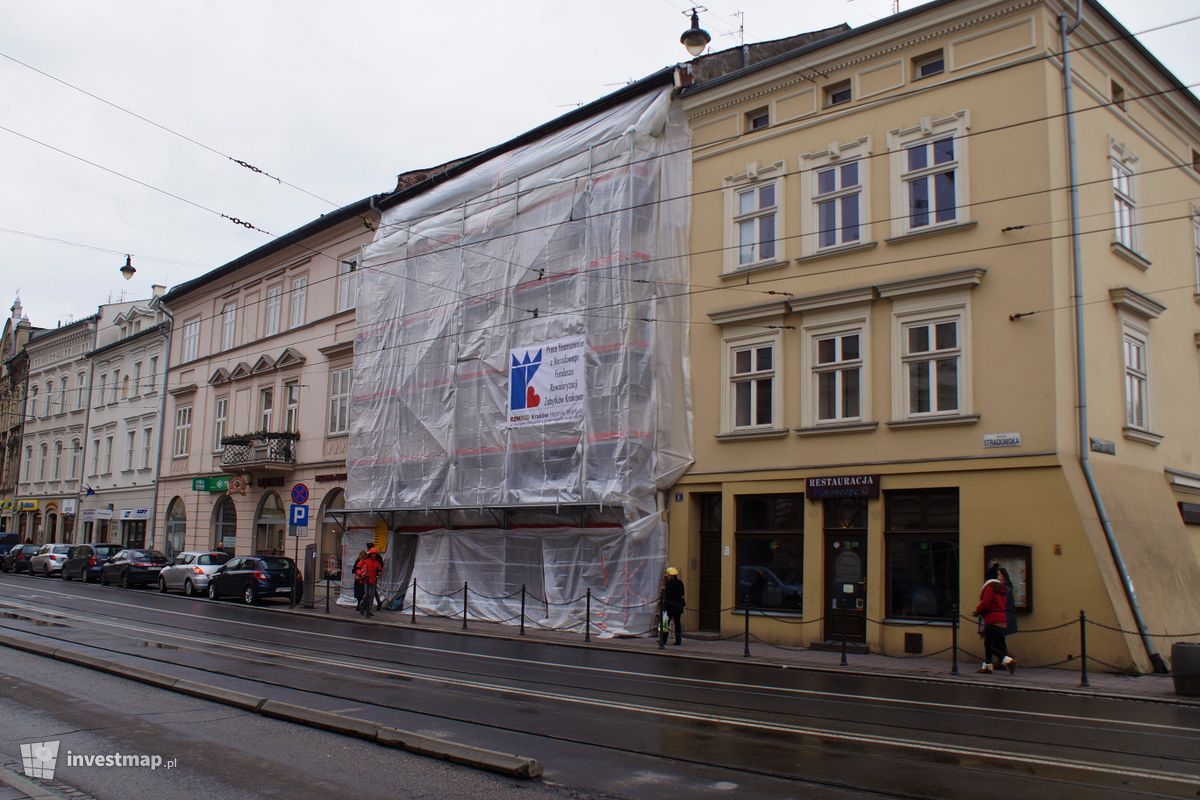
[670, 0, 1200, 672]
[153, 199, 376, 575]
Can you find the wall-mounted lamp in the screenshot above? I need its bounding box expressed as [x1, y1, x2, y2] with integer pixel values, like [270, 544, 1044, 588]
[120, 255, 136, 281]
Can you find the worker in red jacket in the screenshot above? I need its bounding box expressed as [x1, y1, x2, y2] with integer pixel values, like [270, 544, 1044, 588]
[355, 545, 383, 618]
[975, 563, 1016, 674]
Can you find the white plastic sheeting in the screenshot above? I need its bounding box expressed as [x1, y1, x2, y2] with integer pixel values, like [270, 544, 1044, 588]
[346, 87, 692, 635]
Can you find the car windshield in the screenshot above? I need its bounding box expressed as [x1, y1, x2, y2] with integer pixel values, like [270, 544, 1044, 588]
[94, 546, 121, 558]
[197, 553, 231, 566]
[51, 545, 71, 554]
[20, 545, 39, 555]
[259, 558, 294, 571]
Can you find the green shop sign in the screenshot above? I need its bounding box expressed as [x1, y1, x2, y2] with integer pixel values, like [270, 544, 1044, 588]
[192, 476, 232, 493]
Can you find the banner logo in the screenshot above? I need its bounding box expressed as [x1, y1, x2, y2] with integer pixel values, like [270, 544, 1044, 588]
[510, 349, 543, 411]
[508, 337, 585, 427]
[21, 741, 60, 779]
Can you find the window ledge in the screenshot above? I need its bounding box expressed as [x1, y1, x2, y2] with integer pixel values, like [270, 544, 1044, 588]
[887, 414, 980, 430]
[1110, 241, 1151, 271]
[885, 220, 977, 245]
[326, 432, 349, 440]
[794, 421, 879, 436]
[1123, 426, 1163, 446]
[720, 260, 790, 280]
[733, 608, 804, 618]
[882, 617, 954, 627]
[795, 241, 878, 264]
[715, 428, 790, 442]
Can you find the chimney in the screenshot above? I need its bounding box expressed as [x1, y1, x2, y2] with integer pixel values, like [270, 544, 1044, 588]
[151, 284, 166, 298]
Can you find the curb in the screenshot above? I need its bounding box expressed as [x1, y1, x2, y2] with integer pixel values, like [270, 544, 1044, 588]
[0, 765, 60, 800]
[0, 632, 542, 780]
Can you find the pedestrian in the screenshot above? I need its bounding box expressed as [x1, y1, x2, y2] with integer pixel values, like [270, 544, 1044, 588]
[351, 549, 367, 607]
[975, 563, 1016, 674]
[998, 566, 1018, 637]
[368, 546, 385, 611]
[355, 545, 383, 617]
[660, 566, 686, 646]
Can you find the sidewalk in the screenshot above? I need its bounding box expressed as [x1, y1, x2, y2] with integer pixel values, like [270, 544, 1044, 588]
[290, 593, 1192, 705]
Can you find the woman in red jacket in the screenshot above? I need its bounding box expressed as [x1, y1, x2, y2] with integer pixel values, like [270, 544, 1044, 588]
[975, 563, 1016, 674]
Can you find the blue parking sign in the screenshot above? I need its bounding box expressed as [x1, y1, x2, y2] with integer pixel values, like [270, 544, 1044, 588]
[289, 504, 309, 527]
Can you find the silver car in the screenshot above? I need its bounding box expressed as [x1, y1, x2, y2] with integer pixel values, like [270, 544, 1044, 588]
[30, 543, 72, 577]
[157, 551, 232, 596]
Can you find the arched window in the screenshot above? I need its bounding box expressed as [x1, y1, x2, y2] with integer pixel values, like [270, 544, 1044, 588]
[70, 439, 81, 478]
[60, 377, 68, 411]
[38, 443, 47, 480]
[52, 441, 62, 480]
[44, 382, 53, 415]
[165, 497, 187, 559]
[121, 375, 130, 400]
[213, 497, 237, 556]
[29, 385, 38, 418]
[23, 445, 32, 482]
[76, 371, 86, 410]
[255, 492, 286, 556]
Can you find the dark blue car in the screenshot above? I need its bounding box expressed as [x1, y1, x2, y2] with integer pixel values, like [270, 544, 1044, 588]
[62, 543, 123, 582]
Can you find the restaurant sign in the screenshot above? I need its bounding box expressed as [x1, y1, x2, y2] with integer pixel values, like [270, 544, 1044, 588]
[806, 475, 880, 500]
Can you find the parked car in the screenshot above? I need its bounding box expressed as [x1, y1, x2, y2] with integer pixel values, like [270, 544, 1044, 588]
[30, 543, 73, 577]
[0, 532, 18, 557]
[158, 551, 231, 596]
[1, 543, 40, 574]
[737, 565, 803, 610]
[99, 549, 168, 588]
[61, 544, 124, 582]
[207, 556, 301, 605]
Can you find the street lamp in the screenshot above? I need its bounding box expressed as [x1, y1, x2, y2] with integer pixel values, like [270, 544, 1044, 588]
[681, 7, 712, 57]
[120, 255, 135, 281]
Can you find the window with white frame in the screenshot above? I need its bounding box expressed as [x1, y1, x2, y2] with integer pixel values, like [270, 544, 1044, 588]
[126, 430, 136, 470]
[265, 286, 282, 336]
[76, 371, 86, 409]
[283, 381, 300, 433]
[888, 111, 969, 237]
[91, 437, 100, 476]
[1193, 211, 1200, 294]
[1110, 138, 1139, 252]
[328, 367, 352, 435]
[70, 439, 80, 478]
[172, 405, 192, 458]
[725, 335, 780, 430]
[800, 138, 870, 256]
[222, 302, 237, 350]
[289, 276, 308, 329]
[96, 374, 106, 408]
[886, 286, 975, 423]
[44, 381, 53, 415]
[213, 396, 228, 451]
[111, 369, 120, 402]
[28, 385, 38, 418]
[132, 361, 142, 396]
[38, 443, 46, 480]
[798, 299, 873, 429]
[53, 441, 62, 480]
[142, 427, 153, 469]
[815, 330, 863, 422]
[59, 378, 68, 412]
[259, 387, 274, 431]
[147, 356, 159, 393]
[1122, 323, 1150, 430]
[182, 319, 200, 362]
[723, 162, 785, 273]
[337, 258, 358, 312]
[23, 446, 31, 482]
[103, 435, 113, 473]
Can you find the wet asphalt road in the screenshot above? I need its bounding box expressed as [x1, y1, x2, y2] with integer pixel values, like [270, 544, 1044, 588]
[2, 571, 1198, 799]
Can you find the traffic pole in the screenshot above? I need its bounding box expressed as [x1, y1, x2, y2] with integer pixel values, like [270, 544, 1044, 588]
[1079, 609, 1089, 687]
[519, 584, 526, 636]
[462, 581, 468, 630]
[585, 588, 592, 643]
[951, 603, 959, 675]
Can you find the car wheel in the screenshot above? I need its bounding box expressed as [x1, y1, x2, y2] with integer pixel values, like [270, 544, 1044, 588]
[121, 571, 131, 590]
[158, 577, 168, 593]
[184, 579, 195, 597]
[207, 583, 218, 601]
[42, 565, 50, 578]
[100, 570, 109, 586]
[242, 585, 256, 605]
[62, 568, 71, 581]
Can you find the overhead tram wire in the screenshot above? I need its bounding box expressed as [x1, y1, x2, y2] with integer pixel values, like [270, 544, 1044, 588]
[0, 226, 212, 269]
[21, 14, 1200, 352]
[0, 50, 342, 208]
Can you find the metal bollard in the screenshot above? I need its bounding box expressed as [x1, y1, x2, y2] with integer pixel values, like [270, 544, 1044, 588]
[951, 603, 959, 675]
[520, 584, 526, 636]
[585, 588, 592, 642]
[324, 577, 331, 614]
[410, 580, 417, 624]
[462, 582, 469, 630]
[840, 614, 848, 667]
[1079, 609, 1089, 687]
[743, 609, 750, 658]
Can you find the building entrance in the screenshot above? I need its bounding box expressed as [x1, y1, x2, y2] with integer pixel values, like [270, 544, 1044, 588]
[823, 498, 867, 642]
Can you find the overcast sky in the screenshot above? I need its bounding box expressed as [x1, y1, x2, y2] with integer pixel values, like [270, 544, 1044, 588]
[2, 0, 1196, 329]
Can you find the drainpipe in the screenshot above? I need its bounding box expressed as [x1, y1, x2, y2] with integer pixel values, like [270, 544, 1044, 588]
[1058, 2, 1166, 673]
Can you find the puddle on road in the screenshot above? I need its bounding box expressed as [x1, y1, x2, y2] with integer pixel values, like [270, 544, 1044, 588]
[0, 610, 70, 628]
[134, 641, 180, 650]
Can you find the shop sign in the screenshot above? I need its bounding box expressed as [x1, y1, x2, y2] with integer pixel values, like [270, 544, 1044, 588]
[983, 432, 1021, 448]
[120, 508, 151, 521]
[1179, 502, 1200, 526]
[62, 499, 76, 515]
[16, 500, 38, 511]
[0, 500, 13, 511]
[1090, 437, 1116, 455]
[806, 475, 880, 500]
[81, 510, 95, 523]
[94, 508, 113, 520]
[315, 473, 348, 483]
[256, 476, 286, 488]
[193, 476, 232, 493]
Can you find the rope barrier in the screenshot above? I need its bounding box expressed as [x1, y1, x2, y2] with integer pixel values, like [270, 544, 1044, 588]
[1087, 619, 1200, 638]
[463, 587, 525, 601]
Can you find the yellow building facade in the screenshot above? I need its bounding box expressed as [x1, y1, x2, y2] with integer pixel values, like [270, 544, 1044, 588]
[670, 0, 1200, 672]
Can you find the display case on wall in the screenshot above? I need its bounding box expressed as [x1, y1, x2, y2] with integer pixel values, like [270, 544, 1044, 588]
[983, 543, 1032, 612]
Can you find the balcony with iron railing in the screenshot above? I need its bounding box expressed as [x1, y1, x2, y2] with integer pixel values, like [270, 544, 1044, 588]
[219, 431, 298, 472]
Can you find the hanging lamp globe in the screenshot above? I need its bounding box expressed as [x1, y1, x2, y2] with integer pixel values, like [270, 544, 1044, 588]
[681, 9, 711, 57]
[120, 254, 136, 281]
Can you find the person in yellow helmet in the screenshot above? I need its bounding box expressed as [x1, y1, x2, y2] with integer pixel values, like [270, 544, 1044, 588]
[660, 566, 686, 646]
